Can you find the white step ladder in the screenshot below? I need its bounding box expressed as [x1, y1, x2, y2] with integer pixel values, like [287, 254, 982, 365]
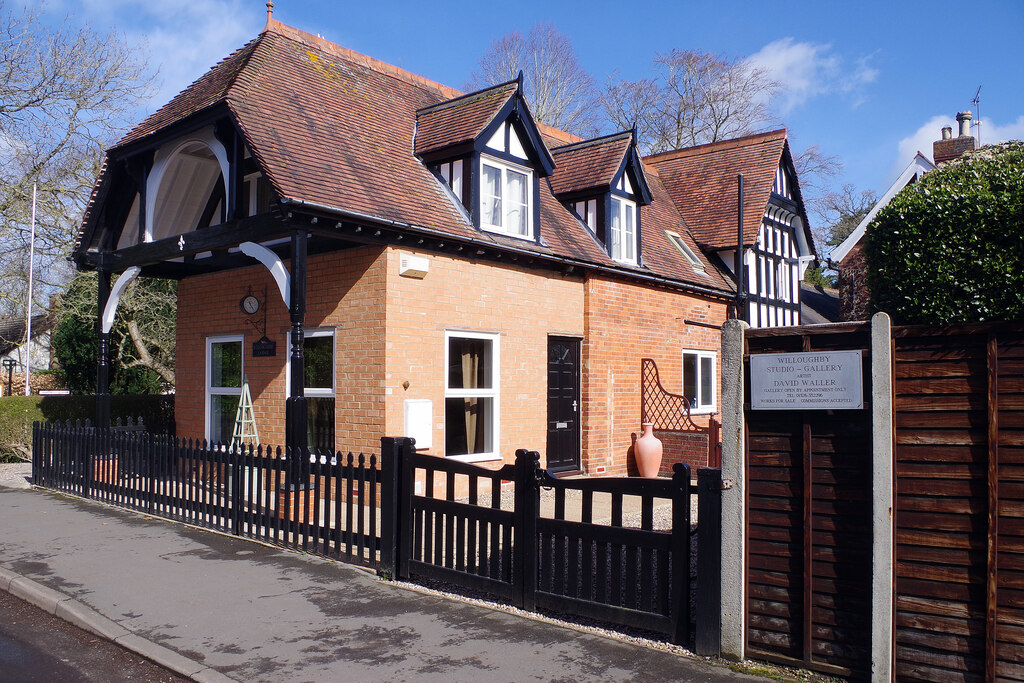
[231, 377, 259, 450]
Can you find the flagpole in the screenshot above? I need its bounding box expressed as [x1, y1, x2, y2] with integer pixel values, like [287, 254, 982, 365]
[24, 183, 36, 396]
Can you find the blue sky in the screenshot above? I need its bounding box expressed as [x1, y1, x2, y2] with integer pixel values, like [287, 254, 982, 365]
[28, 0, 1024, 218]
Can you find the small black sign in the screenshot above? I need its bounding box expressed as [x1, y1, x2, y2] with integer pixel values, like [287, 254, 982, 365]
[253, 336, 277, 357]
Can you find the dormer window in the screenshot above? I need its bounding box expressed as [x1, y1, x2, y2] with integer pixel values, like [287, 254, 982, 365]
[610, 197, 637, 264]
[438, 160, 464, 201]
[416, 78, 554, 244]
[480, 156, 532, 238]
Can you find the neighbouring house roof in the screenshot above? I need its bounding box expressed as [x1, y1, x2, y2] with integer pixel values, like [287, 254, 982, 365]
[78, 19, 736, 296]
[830, 152, 935, 265]
[644, 130, 810, 251]
[799, 283, 840, 324]
[0, 314, 55, 357]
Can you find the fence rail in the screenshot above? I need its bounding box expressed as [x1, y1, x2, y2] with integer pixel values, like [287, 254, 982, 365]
[33, 422, 722, 649]
[32, 420, 382, 567]
[388, 444, 705, 645]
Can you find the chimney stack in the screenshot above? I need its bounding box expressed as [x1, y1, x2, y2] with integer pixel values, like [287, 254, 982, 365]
[956, 110, 972, 137]
[933, 111, 977, 165]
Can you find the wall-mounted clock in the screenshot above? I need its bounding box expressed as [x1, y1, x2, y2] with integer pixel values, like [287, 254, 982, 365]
[240, 293, 260, 315]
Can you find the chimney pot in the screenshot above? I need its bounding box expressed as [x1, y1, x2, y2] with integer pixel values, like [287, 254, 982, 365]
[956, 110, 973, 137]
[941, 126, 953, 140]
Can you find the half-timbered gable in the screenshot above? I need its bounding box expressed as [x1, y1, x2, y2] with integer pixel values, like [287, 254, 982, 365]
[645, 130, 816, 328]
[549, 131, 653, 266]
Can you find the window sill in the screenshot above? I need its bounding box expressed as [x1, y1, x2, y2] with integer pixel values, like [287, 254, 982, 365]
[446, 453, 503, 464]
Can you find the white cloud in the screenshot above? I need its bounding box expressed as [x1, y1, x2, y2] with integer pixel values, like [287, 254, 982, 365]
[890, 114, 1024, 182]
[67, 0, 262, 110]
[982, 115, 1024, 146]
[747, 38, 878, 114]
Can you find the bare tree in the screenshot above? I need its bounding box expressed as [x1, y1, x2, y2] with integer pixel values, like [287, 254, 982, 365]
[0, 2, 153, 318]
[467, 23, 600, 137]
[816, 183, 878, 251]
[604, 50, 780, 154]
[792, 143, 841, 241]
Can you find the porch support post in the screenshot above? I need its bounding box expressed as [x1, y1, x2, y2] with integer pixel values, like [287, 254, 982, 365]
[720, 318, 748, 661]
[95, 269, 112, 429]
[285, 230, 308, 456]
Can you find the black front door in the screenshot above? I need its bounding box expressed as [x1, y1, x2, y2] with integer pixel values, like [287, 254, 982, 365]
[546, 337, 581, 472]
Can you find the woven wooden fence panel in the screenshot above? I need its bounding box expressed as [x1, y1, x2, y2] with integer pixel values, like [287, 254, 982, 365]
[893, 325, 1024, 682]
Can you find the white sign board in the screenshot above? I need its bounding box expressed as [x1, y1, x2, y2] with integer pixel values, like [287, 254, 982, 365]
[750, 350, 863, 410]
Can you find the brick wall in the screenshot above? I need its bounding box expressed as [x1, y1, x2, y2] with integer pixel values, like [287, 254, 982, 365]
[382, 247, 584, 470]
[838, 243, 871, 321]
[175, 246, 387, 453]
[175, 246, 730, 479]
[581, 275, 728, 477]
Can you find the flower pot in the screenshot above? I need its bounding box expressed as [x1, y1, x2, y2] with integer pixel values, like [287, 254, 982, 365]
[635, 423, 663, 478]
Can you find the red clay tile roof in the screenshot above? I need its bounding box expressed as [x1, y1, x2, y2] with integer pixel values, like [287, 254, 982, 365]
[644, 130, 788, 250]
[415, 83, 517, 157]
[639, 168, 734, 292]
[86, 19, 733, 296]
[548, 133, 631, 196]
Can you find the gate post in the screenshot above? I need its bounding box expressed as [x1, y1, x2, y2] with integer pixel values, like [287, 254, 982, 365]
[870, 312, 895, 682]
[720, 318, 748, 661]
[379, 436, 411, 579]
[696, 467, 722, 656]
[671, 462, 692, 646]
[514, 449, 540, 612]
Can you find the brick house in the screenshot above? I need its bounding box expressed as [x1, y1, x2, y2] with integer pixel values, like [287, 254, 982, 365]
[73, 18, 812, 476]
[831, 112, 976, 321]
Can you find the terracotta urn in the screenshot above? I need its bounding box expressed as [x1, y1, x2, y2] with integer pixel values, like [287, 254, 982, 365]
[635, 423, 663, 478]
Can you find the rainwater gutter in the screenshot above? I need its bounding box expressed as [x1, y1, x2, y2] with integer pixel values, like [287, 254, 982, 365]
[278, 196, 735, 302]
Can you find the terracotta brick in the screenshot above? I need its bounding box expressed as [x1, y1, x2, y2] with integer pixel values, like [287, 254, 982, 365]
[176, 244, 729, 480]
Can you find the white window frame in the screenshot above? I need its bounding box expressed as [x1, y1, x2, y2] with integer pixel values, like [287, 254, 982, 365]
[610, 197, 637, 264]
[206, 335, 244, 443]
[682, 349, 716, 414]
[444, 330, 500, 463]
[285, 328, 336, 399]
[479, 156, 532, 239]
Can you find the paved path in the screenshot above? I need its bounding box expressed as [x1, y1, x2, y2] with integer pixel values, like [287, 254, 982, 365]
[0, 481, 766, 682]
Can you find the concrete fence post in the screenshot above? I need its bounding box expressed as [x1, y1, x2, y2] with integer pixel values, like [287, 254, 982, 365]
[720, 318, 748, 660]
[870, 312, 895, 682]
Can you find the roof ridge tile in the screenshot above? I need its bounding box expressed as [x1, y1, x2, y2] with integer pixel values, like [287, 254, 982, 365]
[265, 19, 461, 99]
[645, 129, 787, 164]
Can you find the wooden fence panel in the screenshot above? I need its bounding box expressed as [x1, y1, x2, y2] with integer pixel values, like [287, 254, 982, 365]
[892, 326, 1024, 682]
[744, 324, 873, 680]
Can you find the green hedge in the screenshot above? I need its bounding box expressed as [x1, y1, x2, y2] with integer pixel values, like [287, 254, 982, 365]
[866, 141, 1024, 324]
[0, 394, 174, 460]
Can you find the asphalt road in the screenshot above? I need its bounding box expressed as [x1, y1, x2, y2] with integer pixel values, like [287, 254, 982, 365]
[0, 590, 187, 683]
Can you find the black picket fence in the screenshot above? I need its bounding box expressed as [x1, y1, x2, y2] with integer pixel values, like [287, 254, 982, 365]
[32, 420, 382, 566]
[32, 421, 722, 649]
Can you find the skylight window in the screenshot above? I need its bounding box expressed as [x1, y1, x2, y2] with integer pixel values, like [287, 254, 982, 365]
[665, 230, 706, 272]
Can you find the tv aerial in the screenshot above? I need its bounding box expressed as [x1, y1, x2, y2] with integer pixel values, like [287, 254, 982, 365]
[971, 86, 982, 146]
